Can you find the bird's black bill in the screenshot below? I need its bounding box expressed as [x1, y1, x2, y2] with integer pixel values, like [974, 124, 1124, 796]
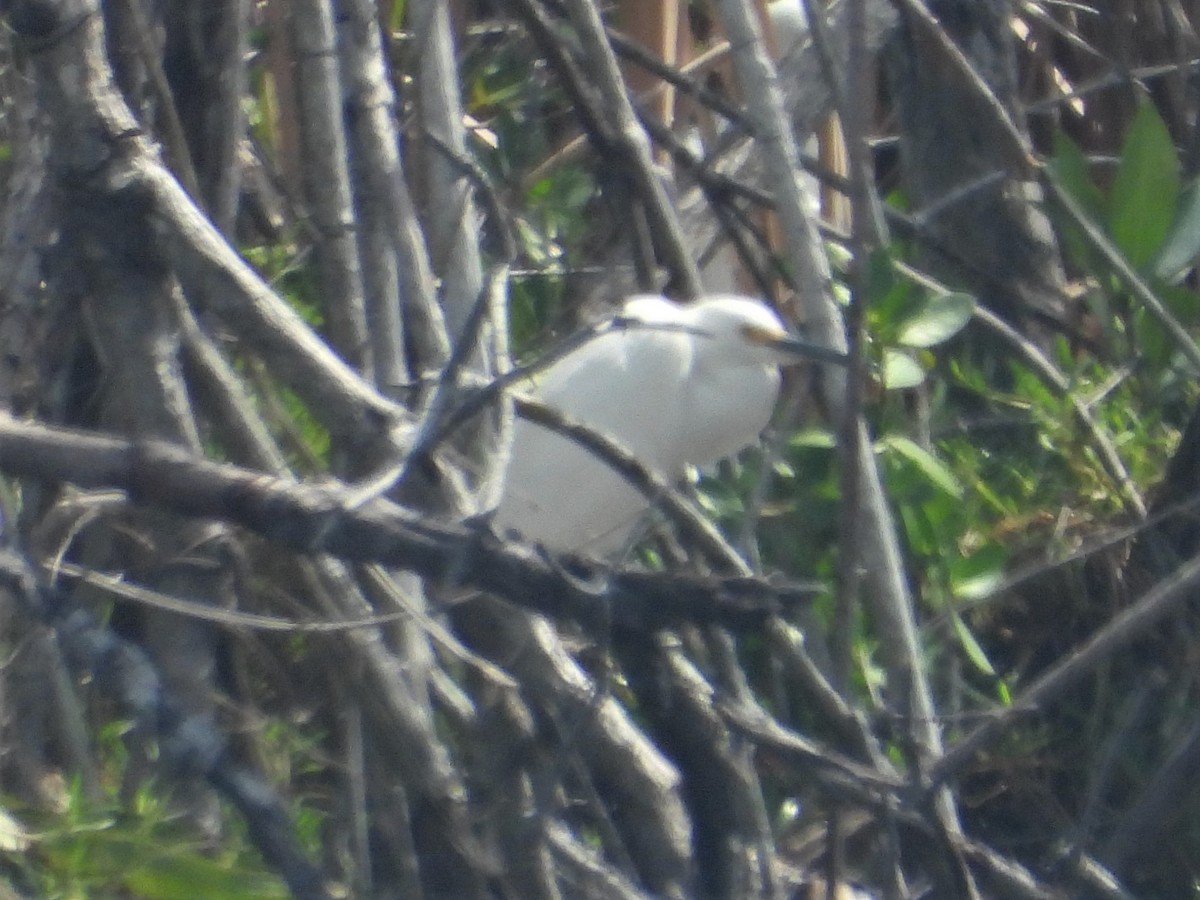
[768, 335, 851, 368]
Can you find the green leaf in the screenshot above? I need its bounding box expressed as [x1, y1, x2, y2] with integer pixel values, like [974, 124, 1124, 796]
[896, 292, 976, 348]
[1048, 130, 1105, 270]
[897, 501, 937, 557]
[1158, 282, 1200, 322]
[1050, 128, 1105, 218]
[951, 610, 996, 676]
[949, 544, 1008, 600]
[877, 435, 964, 498]
[1153, 178, 1200, 281]
[866, 247, 896, 301]
[1109, 100, 1180, 269]
[390, 0, 408, 33]
[1132, 306, 1170, 368]
[867, 257, 920, 344]
[881, 349, 925, 389]
[788, 428, 837, 449]
[123, 854, 289, 900]
[997, 679, 1013, 706]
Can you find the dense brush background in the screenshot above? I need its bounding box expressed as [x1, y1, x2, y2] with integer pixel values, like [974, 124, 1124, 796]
[0, 0, 1198, 897]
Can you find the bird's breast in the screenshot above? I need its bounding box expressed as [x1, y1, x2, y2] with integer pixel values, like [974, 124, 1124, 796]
[676, 364, 781, 470]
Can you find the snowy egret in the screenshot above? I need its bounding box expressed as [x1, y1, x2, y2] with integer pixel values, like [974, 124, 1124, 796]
[496, 294, 846, 556]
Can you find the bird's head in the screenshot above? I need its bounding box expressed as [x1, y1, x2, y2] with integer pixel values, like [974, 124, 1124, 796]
[686, 295, 848, 370]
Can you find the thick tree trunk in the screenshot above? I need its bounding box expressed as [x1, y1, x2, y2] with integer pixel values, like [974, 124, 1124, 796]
[885, 0, 1066, 334]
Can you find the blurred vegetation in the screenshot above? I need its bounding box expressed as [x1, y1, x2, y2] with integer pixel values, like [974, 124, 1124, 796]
[5, 0, 1200, 896]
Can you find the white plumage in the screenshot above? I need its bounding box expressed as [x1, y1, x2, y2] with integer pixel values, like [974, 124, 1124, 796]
[496, 294, 841, 556]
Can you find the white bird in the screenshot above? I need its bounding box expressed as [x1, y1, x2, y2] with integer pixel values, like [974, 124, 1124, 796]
[496, 294, 845, 556]
[768, 0, 809, 60]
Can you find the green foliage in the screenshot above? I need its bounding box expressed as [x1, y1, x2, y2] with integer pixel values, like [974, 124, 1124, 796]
[623, 97, 1200, 741]
[1108, 100, 1180, 270]
[877, 435, 963, 500]
[880, 349, 925, 389]
[894, 292, 975, 349]
[1, 710, 333, 899]
[388, 0, 407, 33]
[510, 166, 598, 354]
[458, 21, 602, 355]
[1049, 129, 1106, 272]
[864, 250, 975, 389]
[1050, 102, 1200, 370]
[242, 241, 324, 329]
[13, 779, 289, 900]
[1046, 105, 1200, 414]
[1153, 179, 1200, 281]
[230, 243, 332, 467]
